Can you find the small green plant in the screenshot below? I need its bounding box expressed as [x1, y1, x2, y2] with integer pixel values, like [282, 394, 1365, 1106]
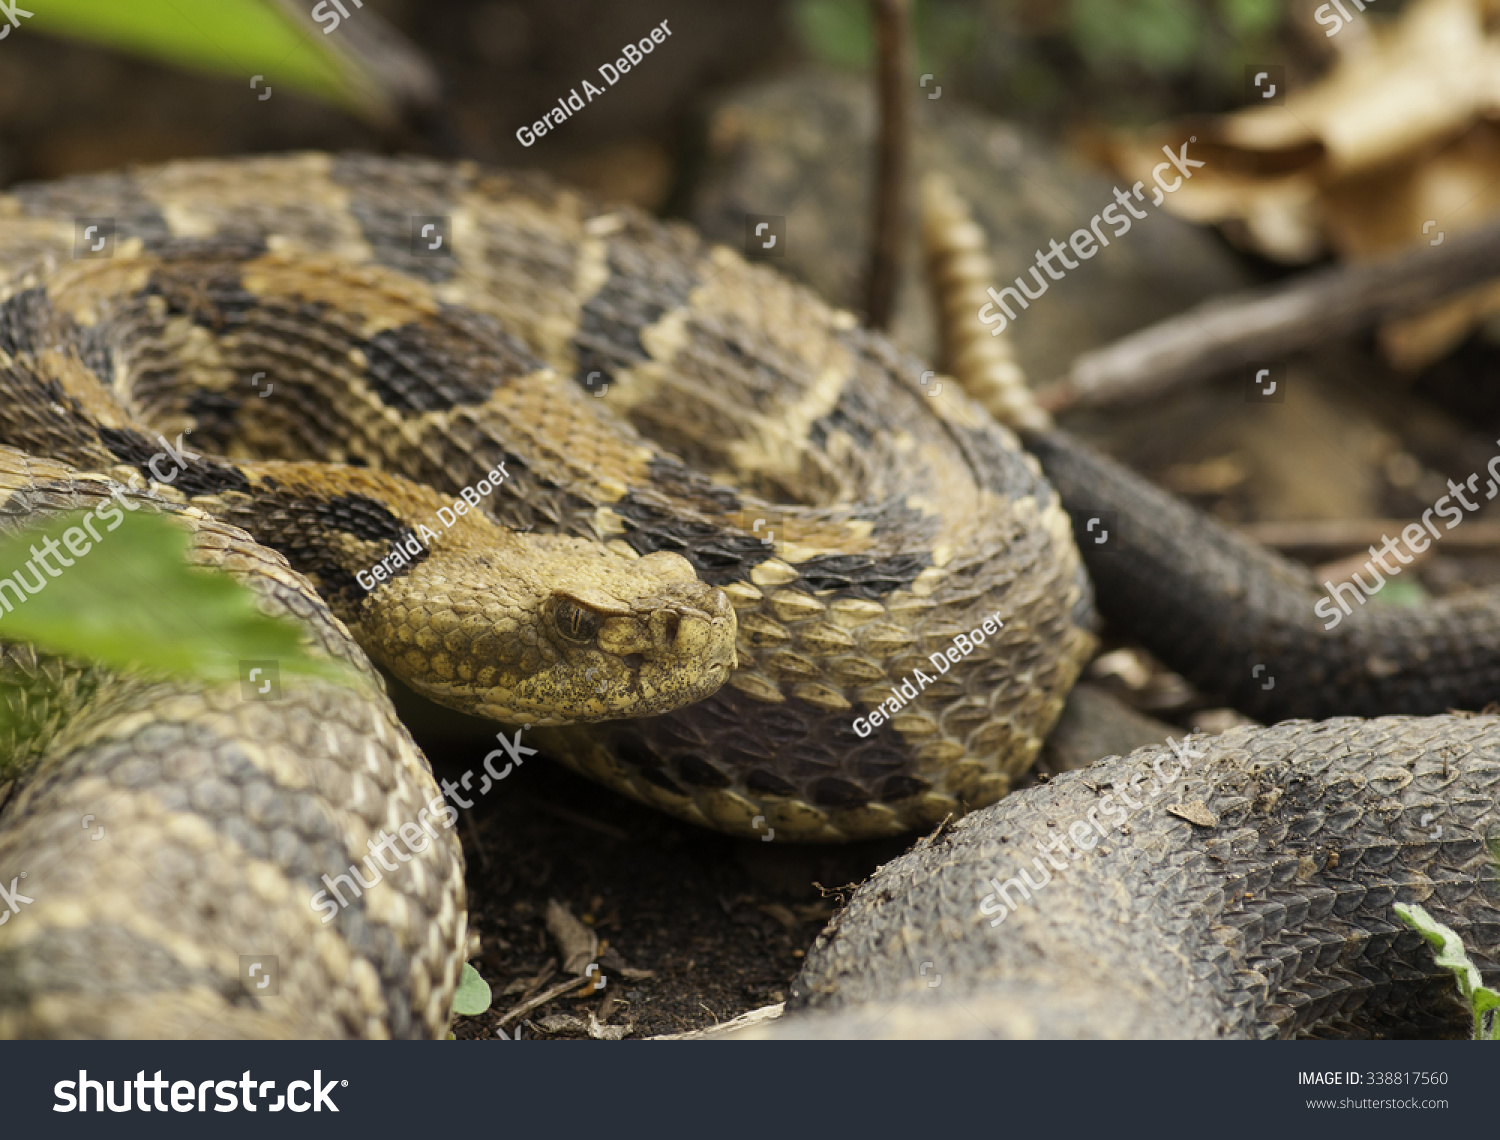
[1394, 902, 1500, 1040]
[1371, 579, 1429, 608]
[451, 963, 493, 1019]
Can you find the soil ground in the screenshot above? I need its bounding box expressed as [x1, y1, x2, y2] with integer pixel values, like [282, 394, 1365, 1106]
[397, 692, 910, 1039]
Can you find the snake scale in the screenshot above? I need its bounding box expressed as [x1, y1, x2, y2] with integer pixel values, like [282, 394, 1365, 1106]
[775, 717, 1500, 1039]
[0, 153, 1496, 1039]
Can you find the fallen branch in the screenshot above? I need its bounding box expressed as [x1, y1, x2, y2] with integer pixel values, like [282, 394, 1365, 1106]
[1037, 217, 1500, 412]
[650, 1002, 786, 1040]
[1242, 518, 1500, 554]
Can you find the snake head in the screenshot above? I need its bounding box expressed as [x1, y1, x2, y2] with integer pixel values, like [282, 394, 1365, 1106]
[370, 542, 737, 726]
[537, 559, 736, 722]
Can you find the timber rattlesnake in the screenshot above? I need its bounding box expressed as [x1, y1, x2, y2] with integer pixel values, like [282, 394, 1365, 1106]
[4, 154, 1498, 1039]
[0, 153, 1092, 1036]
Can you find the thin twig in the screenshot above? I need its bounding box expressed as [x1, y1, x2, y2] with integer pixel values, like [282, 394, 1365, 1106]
[460, 808, 490, 871]
[527, 798, 631, 842]
[1037, 217, 1500, 412]
[1242, 518, 1500, 553]
[649, 1002, 785, 1040]
[494, 973, 591, 1029]
[863, 0, 913, 330]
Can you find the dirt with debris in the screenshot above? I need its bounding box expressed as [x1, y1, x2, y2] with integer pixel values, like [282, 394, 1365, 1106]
[402, 676, 1205, 1040]
[394, 693, 911, 1040]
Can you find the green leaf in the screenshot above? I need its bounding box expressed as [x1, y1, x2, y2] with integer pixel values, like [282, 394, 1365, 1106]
[27, 0, 355, 106]
[0, 509, 354, 689]
[1395, 902, 1500, 1040]
[1215, 0, 1283, 38]
[23, 0, 435, 124]
[452, 963, 493, 1019]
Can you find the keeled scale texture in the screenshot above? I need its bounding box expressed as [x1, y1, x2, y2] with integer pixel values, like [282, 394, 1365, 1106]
[0, 449, 467, 1037]
[0, 152, 1100, 1036]
[780, 717, 1500, 1039]
[1026, 428, 1500, 720]
[0, 153, 1099, 843]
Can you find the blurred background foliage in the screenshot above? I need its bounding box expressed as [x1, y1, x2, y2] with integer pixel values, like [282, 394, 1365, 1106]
[19, 0, 1308, 129]
[1, 0, 1440, 197]
[19, 0, 439, 128]
[4, 0, 1413, 182]
[794, 0, 1300, 124]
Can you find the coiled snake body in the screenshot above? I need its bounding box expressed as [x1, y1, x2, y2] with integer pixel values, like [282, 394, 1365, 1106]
[0, 154, 1495, 1039]
[780, 716, 1500, 1039]
[0, 154, 1092, 1037]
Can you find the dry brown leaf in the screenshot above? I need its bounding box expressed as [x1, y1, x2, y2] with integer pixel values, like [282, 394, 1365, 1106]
[545, 898, 599, 976]
[1109, 0, 1500, 259]
[1104, 0, 1500, 367]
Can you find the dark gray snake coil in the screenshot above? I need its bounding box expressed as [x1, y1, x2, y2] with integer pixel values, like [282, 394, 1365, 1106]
[764, 434, 1500, 1038]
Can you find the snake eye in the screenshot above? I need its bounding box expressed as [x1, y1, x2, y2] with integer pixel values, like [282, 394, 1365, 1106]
[553, 597, 603, 644]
